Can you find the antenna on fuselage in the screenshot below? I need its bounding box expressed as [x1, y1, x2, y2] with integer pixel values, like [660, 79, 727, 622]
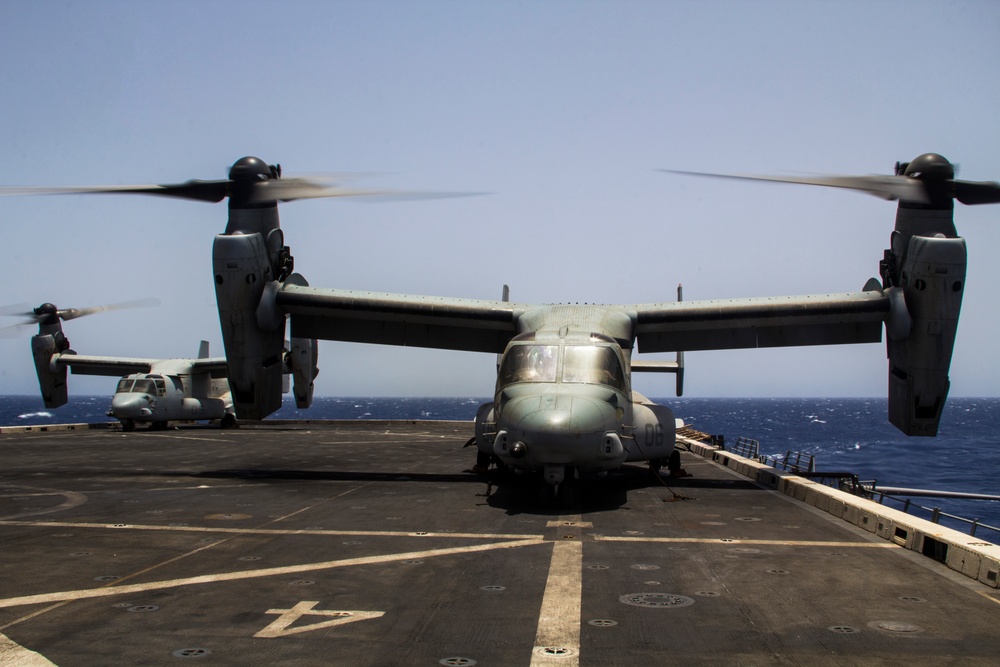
[496, 284, 510, 373]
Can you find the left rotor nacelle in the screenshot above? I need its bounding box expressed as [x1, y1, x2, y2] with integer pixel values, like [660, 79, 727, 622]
[31, 320, 71, 408]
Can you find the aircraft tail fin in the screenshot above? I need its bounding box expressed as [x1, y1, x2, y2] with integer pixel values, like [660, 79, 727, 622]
[198, 340, 210, 359]
[630, 284, 685, 396]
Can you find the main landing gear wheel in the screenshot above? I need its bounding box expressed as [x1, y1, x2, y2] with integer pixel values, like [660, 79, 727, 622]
[220, 414, 238, 429]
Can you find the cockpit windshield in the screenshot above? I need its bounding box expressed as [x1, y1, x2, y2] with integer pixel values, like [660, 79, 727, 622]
[498, 345, 558, 385]
[115, 377, 164, 395]
[130, 379, 156, 394]
[562, 345, 625, 391]
[497, 343, 626, 391]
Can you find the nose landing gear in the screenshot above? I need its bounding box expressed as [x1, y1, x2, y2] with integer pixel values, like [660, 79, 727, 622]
[540, 465, 578, 508]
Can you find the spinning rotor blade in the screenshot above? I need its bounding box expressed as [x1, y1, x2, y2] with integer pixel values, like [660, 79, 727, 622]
[0, 156, 482, 206]
[246, 178, 482, 204]
[664, 154, 1000, 208]
[0, 297, 160, 331]
[57, 297, 161, 321]
[0, 181, 231, 203]
[952, 180, 1000, 205]
[662, 170, 930, 204]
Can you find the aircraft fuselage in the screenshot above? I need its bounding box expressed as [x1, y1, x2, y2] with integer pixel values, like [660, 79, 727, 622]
[110, 373, 231, 430]
[474, 331, 676, 486]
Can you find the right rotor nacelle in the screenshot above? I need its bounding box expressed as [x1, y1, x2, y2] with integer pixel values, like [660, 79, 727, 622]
[885, 232, 966, 436]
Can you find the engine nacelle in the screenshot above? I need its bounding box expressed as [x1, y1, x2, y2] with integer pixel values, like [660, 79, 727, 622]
[887, 234, 966, 436]
[473, 402, 496, 456]
[625, 399, 676, 462]
[213, 232, 285, 420]
[31, 333, 70, 408]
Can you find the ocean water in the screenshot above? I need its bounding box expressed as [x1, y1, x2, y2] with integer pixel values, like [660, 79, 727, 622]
[2, 394, 998, 535]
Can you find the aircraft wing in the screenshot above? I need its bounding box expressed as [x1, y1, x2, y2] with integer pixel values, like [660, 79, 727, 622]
[276, 285, 521, 353]
[53, 354, 157, 377]
[54, 354, 230, 378]
[631, 290, 889, 353]
[188, 358, 229, 378]
[277, 284, 891, 355]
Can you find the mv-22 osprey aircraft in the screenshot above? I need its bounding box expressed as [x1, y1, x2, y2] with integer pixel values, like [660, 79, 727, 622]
[3, 300, 238, 430]
[5, 153, 998, 498]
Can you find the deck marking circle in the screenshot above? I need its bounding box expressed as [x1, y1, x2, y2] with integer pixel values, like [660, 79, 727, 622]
[828, 625, 860, 634]
[619, 593, 695, 609]
[0, 485, 88, 521]
[869, 620, 922, 634]
[439, 658, 477, 666]
[128, 605, 159, 612]
[695, 591, 721, 597]
[172, 648, 212, 658]
[535, 646, 575, 657]
[630, 564, 660, 571]
[587, 564, 610, 570]
[899, 596, 926, 603]
[767, 569, 790, 575]
[480, 585, 506, 592]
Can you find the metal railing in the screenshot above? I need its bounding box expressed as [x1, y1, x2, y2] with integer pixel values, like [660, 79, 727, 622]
[760, 449, 815, 474]
[720, 434, 1000, 544]
[863, 484, 1000, 540]
[729, 436, 759, 459]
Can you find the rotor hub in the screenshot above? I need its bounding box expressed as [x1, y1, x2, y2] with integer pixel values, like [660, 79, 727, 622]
[229, 156, 276, 182]
[33, 303, 60, 325]
[902, 153, 954, 181]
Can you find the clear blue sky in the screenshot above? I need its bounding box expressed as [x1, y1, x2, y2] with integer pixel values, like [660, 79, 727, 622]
[1, 0, 998, 398]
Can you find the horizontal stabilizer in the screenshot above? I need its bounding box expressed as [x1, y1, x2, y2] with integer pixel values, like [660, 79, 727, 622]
[631, 361, 681, 373]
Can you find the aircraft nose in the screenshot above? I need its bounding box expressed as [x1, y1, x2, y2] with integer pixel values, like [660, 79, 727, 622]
[111, 394, 154, 418]
[501, 394, 616, 463]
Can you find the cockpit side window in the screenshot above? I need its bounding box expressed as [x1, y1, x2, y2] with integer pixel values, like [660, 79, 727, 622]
[562, 345, 626, 391]
[498, 344, 558, 386]
[116, 378, 134, 394]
